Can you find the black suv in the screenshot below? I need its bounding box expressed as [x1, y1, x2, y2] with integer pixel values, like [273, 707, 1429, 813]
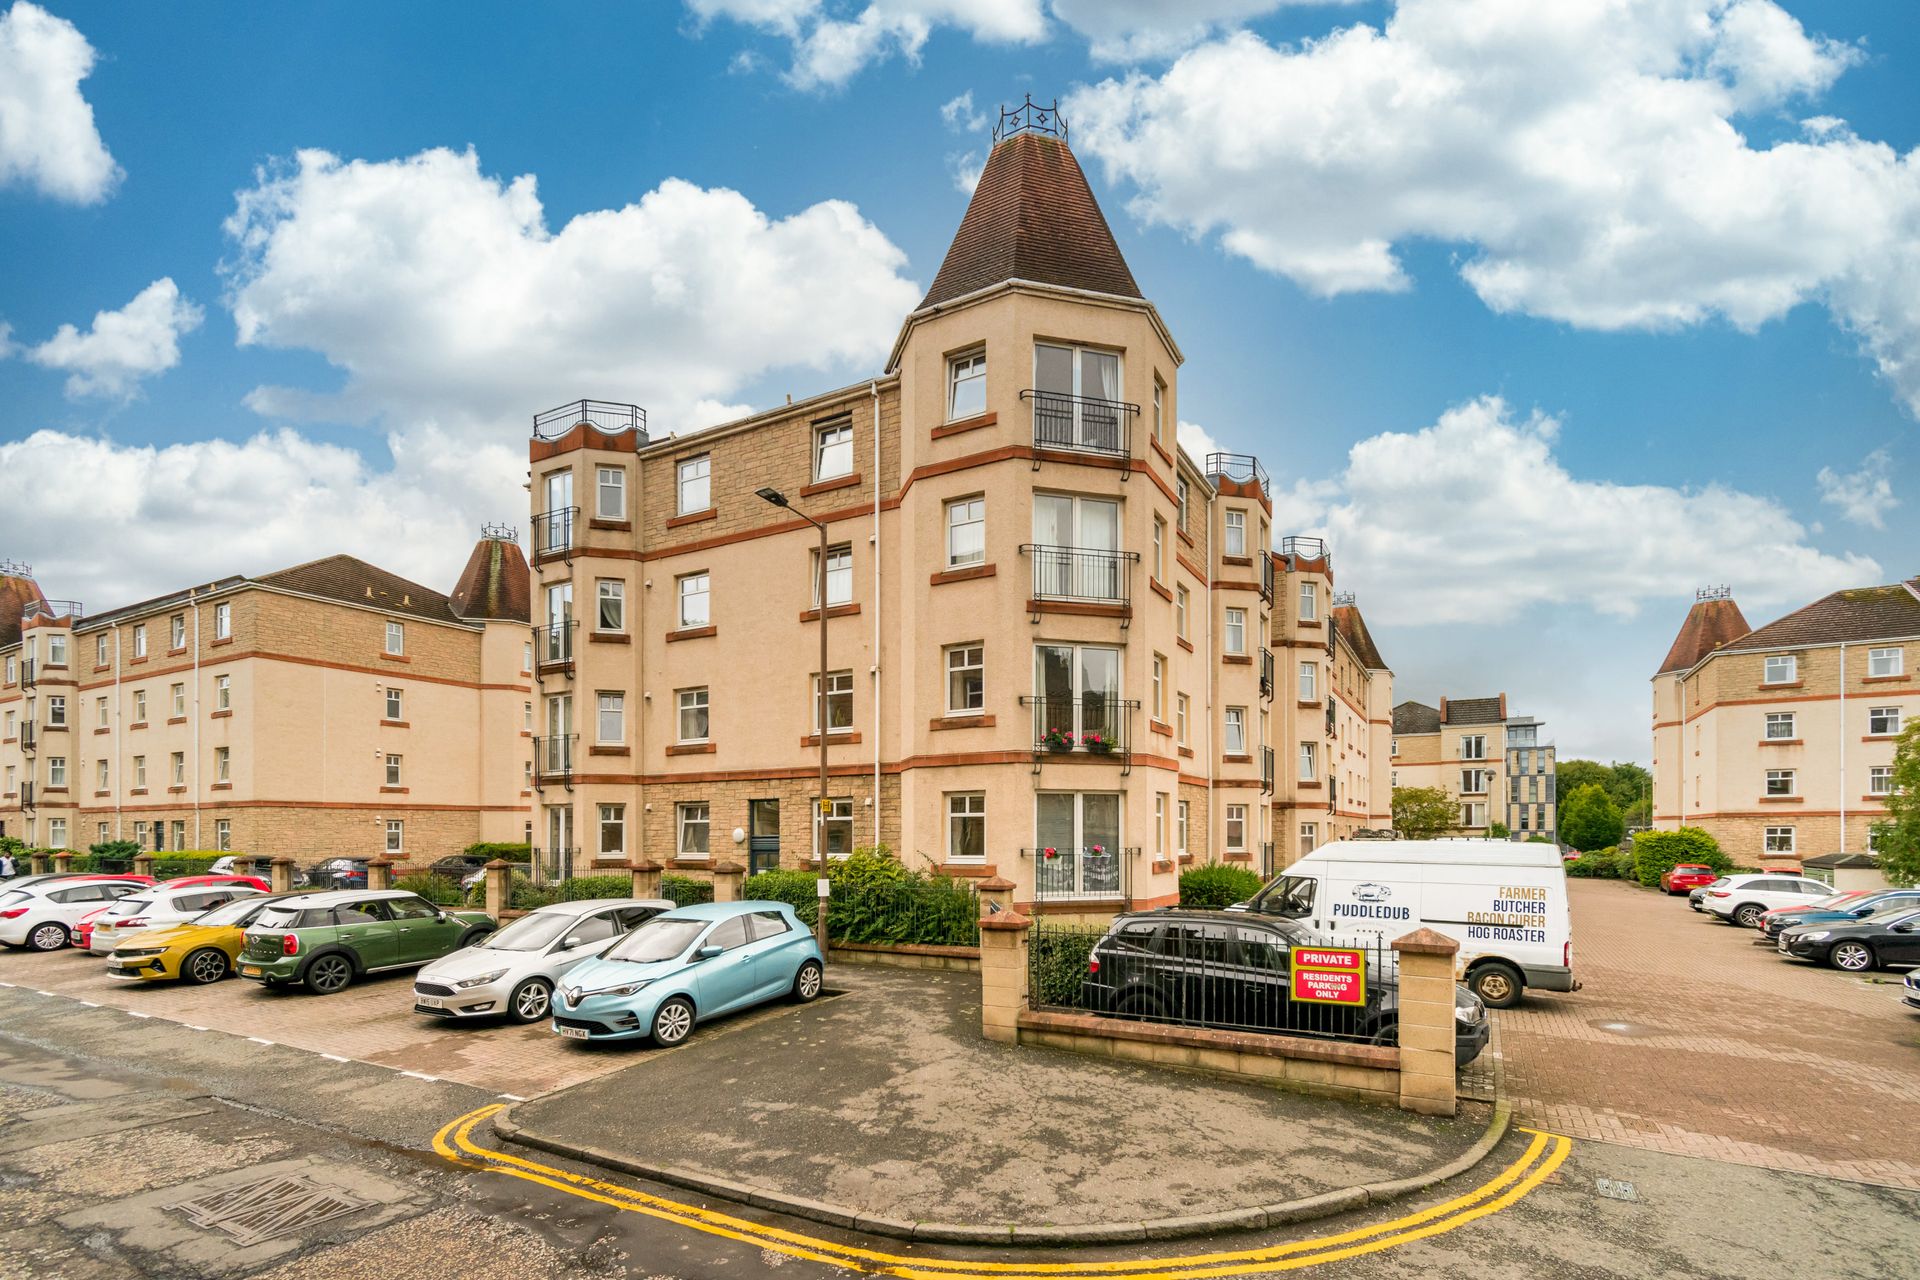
[1076, 909, 1489, 1064]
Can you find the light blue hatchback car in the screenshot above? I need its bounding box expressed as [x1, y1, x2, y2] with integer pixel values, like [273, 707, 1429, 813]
[551, 900, 824, 1045]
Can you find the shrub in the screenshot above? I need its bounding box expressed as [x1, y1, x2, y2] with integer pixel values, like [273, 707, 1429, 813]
[1565, 845, 1622, 878]
[1179, 861, 1265, 909]
[662, 874, 714, 907]
[396, 872, 464, 905]
[1029, 926, 1101, 1007]
[462, 841, 532, 863]
[1629, 827, 1731, 888]
[743, 869, 819, 915]
[556, 874, 632, 902]
[827, 845, 909, 890]
[153, 854, 229, 878]
[832, 878, 979, 946]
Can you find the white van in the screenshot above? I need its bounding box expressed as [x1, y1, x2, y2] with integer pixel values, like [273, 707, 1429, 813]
[1231, 838, 1575, 1008]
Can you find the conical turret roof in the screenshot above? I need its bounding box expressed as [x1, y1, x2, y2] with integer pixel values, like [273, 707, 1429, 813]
[449, 533, 531, 623]
[1657, 595, 1750, 676]
[920, 128, 1142, 310]
[0, 566, 47, 651]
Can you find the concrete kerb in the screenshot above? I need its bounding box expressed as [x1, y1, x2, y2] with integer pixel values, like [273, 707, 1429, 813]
[489, 1097, 1513, 1247]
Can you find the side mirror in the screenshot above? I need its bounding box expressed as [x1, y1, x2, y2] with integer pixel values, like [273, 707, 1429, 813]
[1893, 923, 1914, 934]
[695, 944, 724, 960]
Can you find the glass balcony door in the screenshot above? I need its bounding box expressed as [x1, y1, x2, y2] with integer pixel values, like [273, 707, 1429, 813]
[1035, 344, 1122, 453]
[1035, 644, 1119, 748]
[1033, 495, 1121, 601]
[1035, 793, 1123, 898]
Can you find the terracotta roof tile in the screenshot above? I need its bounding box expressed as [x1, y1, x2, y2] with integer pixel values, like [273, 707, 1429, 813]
[1720, 581, 1920, 656]
[449, 536, 531, 623]
[1656, 596, 1751, 675]
[0, 571, 47, 651]
[921, 132, 1142, 309]
[254, 555, 462, 625]
[1332, 604, 1388, 670]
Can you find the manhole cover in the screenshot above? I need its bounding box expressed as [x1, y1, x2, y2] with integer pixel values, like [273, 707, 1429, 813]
[168, 1173, 373, 1247]
[1595, 1177, 1639, 1202]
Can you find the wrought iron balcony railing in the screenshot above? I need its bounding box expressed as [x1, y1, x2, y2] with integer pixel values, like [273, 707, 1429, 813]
[18, 658, 35, 689]
[1325, 698, 1337, 738]
[19, 723, 35, 752]
[18, 781, 33, 811]
[1204, 452, 1271, 499]
[534, 621, 576, 673]
[532, 734, 576, 787]
[1022, 545, 1138, 606]
[1279, 535, 1327, 561]
[1261, 746, 1276, 796]
[1022, 845, 1138, 901]
[533, 506, 578, 558]
[1023, 389, 1138, 460]
[1021, 695, 1138, 764]
[532, 400, 647, 443]
[1259, 647, 1274, 700]
[1259, 841, 1276, 877]
[22, 599, 82, 623]
[1259, 551, 1275, 603]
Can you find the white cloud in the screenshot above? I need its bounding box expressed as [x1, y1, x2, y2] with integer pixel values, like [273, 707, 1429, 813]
[939, 90, 984, 131]
[1816, 448, 1897, 530]
[938, 90, 987, 192]
[1176, 418, 1222, 464]
[18, 278, 203, 399]
[0, 427, 502, 610]
[0, 1, 119, 203]
[1052, 0, 1362, 63]
[1214, 394, 1878, 626]
[1066, 1, 1920, 418]
[686, 0, 1046, 90]
[220, 146, 920, 437]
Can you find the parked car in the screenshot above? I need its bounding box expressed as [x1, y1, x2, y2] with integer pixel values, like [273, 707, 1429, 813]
[1903, 970, 1920, 1013]
[1759, 889, 1920, 940]
[1778, 905, 1920, 972]
[1701, 873, 1835, 927]
[0, 878, 151, 951]
[87, 883, 268, 956]
[1230, 837, 1573, 1008]
[1078, 909, 1489, 1064]
[1659, 864, 1721, 895]
[551, 901, 823, 1045]
[414, 897, 672, 1024]
[107, 893, 289, 984]
[298, 858, 371, 890]
[167, 873, 272, 893]
[236, 890, 496, 994]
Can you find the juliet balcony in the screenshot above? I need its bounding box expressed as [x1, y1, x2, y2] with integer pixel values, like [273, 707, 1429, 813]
[1022, 545, 1139, 611]
[1021, 694, 1139, 774]
[534, 620, 576, 679]
[533, 506, 579, 560]
[1023, 389, 1137, 461]
[532, 734, 576, 789]
[1023, 845, 1139, 903]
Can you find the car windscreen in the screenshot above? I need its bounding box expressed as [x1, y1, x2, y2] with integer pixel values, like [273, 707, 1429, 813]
[602, 917, 706, 964]
[102, 898, 153, 918]
[251, 905, 309, 930]
[478, 912, 574, 952]
[1807, 894, 1856, 909]
[1861, 902, 1920, 921]
[0, 889, 25, 907]
[193, 896, 272, 928]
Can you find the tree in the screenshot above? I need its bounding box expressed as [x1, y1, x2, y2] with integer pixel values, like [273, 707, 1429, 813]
[1556, 759, 1651, 820]
[1392, 786, 1458, 841]
[1488, 821, 1511, 839]
[1869, 722, 1920, 887]
[1629, 827, 1728, 887]
[1559, 783, 1624, 852]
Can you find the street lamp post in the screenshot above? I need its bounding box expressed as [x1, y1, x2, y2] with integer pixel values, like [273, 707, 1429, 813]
[756, 486, 831, 956]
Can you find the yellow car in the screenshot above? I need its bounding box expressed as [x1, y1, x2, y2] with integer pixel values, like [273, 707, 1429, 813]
[107, 894, 284, 984]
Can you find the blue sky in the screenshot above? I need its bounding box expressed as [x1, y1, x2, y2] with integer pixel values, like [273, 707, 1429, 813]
[2, 0, 1917, 763]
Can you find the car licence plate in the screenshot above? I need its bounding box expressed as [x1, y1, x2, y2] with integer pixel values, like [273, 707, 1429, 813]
[557, 1025, 590, 1040]
[239, 965, 260, 977]
[415, 996, 445, 1009]
[1777, 938, 1790, 953]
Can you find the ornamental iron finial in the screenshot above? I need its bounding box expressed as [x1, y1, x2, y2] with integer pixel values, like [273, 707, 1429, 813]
[0, 559, 31, 579]
[1696, 585, 1732, 601]
[482, 523, 518, 543]
[1333, 591, 1356, 607]
[994, 94, 1067, 144]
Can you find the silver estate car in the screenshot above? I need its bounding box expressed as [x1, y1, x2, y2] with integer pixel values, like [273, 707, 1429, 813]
[412, 898, 672, 1024]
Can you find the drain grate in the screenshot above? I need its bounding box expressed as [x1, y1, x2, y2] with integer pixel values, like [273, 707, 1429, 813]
[168, 1173, 373, 1247]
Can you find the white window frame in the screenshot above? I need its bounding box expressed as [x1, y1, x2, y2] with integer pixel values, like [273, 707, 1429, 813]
[947, 791, 986, 861]
[132, 624, 147, 658]
[1764, 654, 1797, 684]
[1764, 711, 1795, 739]
[1154, 792, 1167, 857]
[385, 621, 405, 656]
[95, 635, 108, 666]
[215, 819, 231, 852]
[214, 603, 231, 640]
[1224, 707, 1246, 756]
[1175, 584, 1188, 639]
[677, 802, 710, 858]
[170, 684, 184, 717]
[383, 752, 400, 787]
[597, 465, 628, 520]
[678, 573, 710, 629]
[1224, 509, 1246, 557]
[1153, 376, 1166, 446]
[1297, 582, 1316, 622]
[1151, 516, 1165, 581]
[170, 615, 185, 650]
[95, 758, 108, 790]
[216, 746, 231, 784]
[47, 695, 66, 728]
[1224, 804, 1247, 852]
[946, 644, 984, 715]
[813, 670, 854, 734]
[385, 819, 404, 854]
[813, 419, 853, 481]
[1869, 647, 1904, 678]
[945, 497, 985, 568]
[1177, 799, 1190, 857]
[677, 688, 709, 743]
[675, 456, 708, 516]
[1460, 734, 1487, 761]
[1461, 768, 1489, 794]
[596, 579, 625, 632]
[1299, 661, 1317, 702]
[1298, 740, 1317, 781]
[597, 692, 625, 745]
[133, 756, 146, 788]
[133, 689, 147, 723]
[1300, 822, 1318, 855]
[215, 675, 230, 712]
[1764, 825, 1795, 854]
[1224, 607, 1246, 655]
[384, 687, 404, 721]
[96, 696, 108, 728]
[169, 752, 184, 785]
[813, 544, 853, 608]
[947, 349, 986, 421]
[1869, 765, 1894, 796]
[1765, 768, 1796, 797]
[1869, 706, 1902, 737]
[1152, 653, 1166, 721]
[1176, 693, 1189, 746]
[816, 796, 855, 859]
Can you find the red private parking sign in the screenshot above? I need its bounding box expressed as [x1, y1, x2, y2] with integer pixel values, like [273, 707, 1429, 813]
[1289, 946, 1367, 1005]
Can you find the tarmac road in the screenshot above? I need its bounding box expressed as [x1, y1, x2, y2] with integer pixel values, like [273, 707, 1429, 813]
[1, 983, 1916, 1279]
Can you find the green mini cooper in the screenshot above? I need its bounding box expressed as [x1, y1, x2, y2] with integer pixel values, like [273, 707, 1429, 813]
[237, 889, 496, 994]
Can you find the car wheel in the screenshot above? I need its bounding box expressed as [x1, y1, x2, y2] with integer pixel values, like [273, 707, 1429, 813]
[507, 978, 552, 1024]
[1367, 1020, 1400, 1048]
[791, 960, 823, 1003]
[1831, 940, 1877, 972]
[303, 953, 354, 994]
[458, 927, 495, 950]
[27, 922, 68, 952]
[1118, 989, 1168, 1021]
[651, 996, 695, 1046]
[1734, 903, 1766, 928]
[1469, 963, 1523, 1009]
[182, 948, 228, 985]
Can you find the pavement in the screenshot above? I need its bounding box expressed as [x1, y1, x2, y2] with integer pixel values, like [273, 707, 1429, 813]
[501, 964, 1497, 1237]
[1498, 878, 1920, 1188]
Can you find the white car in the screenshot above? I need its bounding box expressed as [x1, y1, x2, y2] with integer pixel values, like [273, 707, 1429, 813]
[87, 884, 267, 955]
[413, 897, 672, 1024]
[0, 879, 149, 951]
[1704, 873, 1836, 928]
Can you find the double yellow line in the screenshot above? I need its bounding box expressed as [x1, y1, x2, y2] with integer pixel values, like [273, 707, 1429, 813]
[434, 1105, 1570, 1278]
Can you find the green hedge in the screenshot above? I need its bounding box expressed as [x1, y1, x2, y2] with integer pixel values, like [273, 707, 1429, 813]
[1629, 827, 1731, 887]
[461, 842, 532, 862]
[743, 869, 818, 915]
[662, 874, 714, 907]
[1178, 862, 1266, 908]
[1029, 926, 1101, 1007]
[1565, 846, 1637, 879]
[396, 872, 465, 905]
[744, 855, 980, 947]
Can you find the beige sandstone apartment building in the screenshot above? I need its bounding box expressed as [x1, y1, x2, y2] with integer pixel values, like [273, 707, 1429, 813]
[1390, 695, 1558, 840]
[1653, 581, 1920, 866]
[523, 107, 1369, 911]
[0, 537, 533, 859]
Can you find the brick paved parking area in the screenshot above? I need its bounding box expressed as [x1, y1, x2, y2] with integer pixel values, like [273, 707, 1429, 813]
[0, 947, 639, 1097]
[1497, 878, 1920, 1188]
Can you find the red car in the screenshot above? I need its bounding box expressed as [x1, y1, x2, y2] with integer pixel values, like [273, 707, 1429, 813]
[1660, 864, 1720, 895]
[163, 873, 271, 893]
